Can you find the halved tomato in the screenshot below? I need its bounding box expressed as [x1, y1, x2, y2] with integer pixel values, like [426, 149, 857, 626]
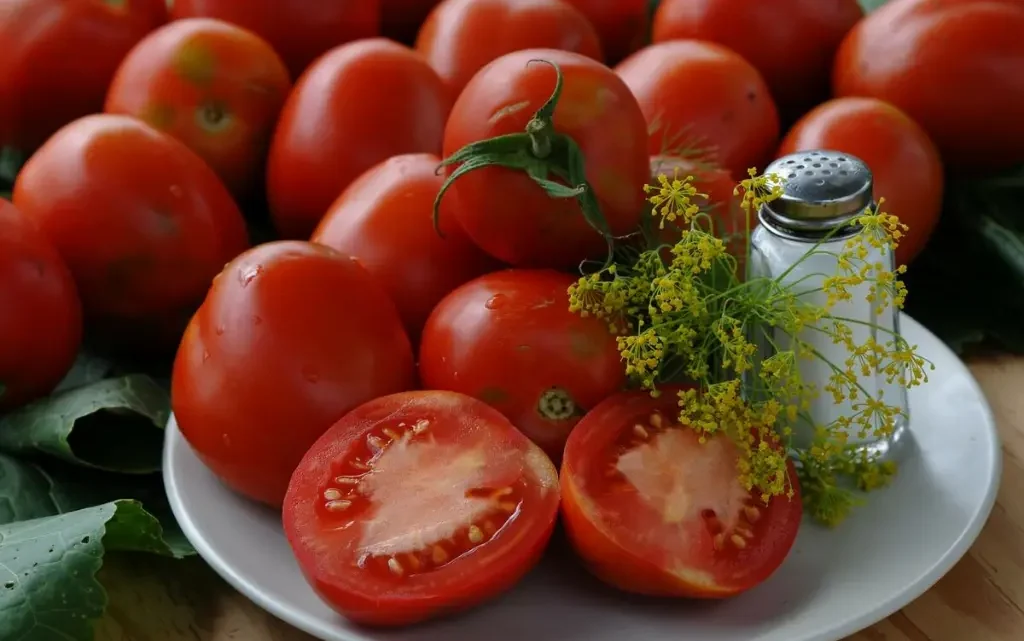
[283, 390, 561, 627]
[560, 390, 802, 598]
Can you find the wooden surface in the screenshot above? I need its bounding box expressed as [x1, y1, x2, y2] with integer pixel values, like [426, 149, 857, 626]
[95, 356, 1024, 641]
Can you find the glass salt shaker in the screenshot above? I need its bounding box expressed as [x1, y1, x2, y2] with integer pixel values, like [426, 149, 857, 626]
[748, 150, 910, 462]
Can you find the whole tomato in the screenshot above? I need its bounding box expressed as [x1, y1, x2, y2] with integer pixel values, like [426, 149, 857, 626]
[419, 269, 626, 463]
[652, 0, 863, 120]
[0, 200, 82, 412]
[381, 0, 442, 44]
[12, 115, 249, 356]
[563, 0, 650, 65]
[416, 0, 603, 96]
[439, 49, 649, 268]
[267, 39, 451, 240]
[310, 153, 499, 343]
[0, 0, 167, 153]
[169, 0, 380, 80]
[778, 97, 944, 267]
[833, 0, 1024, 170]
[616, 41, 780, 179]
[106, 18, 292, 199]
[172, 241, 416, 507]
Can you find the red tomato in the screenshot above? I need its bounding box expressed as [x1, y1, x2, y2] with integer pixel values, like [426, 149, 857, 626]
[650, 155, 744, 240]
[267, 39, 451, 240]
[172, 241, 416, 507]
[616, 41, 780, 179]
[833, 0, 1024, 170]
[105, 18, 291, 199]
[0, 0, 167, 153]
[560, 390, 802, 597]
[310, 153, 499, 343]
[563, 0, 650, 65]
[381, 0, 442, 44]
[12, 115, 249, 355]
[284, 390, 560, 627]
[169, 0, 380, 80]
[652, 0, 863, 120]
[419, 269, 625, 463]
[416, 0, 603, 96]
[0, 200, 82, 412]
[778, 97, 945, 267]
[440, 48, 649, 268]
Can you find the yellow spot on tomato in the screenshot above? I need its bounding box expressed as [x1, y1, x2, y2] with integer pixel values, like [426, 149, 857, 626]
[174, 41, 217, 85]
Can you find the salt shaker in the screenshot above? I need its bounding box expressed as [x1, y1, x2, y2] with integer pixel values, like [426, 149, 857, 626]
[748, 150, 909, 462]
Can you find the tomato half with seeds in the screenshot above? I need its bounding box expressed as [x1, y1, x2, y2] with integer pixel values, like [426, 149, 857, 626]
[418, 269, 625, 463]
[439, 48, 649, 268]
[106, 18, 292, 199]
[561, 390, 802, 597]
[283, 390, 560, 627]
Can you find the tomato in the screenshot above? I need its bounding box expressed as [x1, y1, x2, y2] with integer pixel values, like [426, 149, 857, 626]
[267, 39, 451, 240]
[652, 0, 863, 121]
[563, 0, 650, 65]
[833, 0, 1024, 171]
[439, 48, 649, 268]
[778, 97, 944, 267]
[172, 241, 416, 507]
[560, 390, 802, 597]
[12, 115, 249, 355]
[381, 0, 443, 44]
[283, 390, 560, 627]
[310, 154, 499, 343]
[105, 18, 291, 199]
[416, 0, 602, 96]
[169, 0, 380, 80]
[616, 41, 780, 179]
[650, 155, 744, 241]
[419, 269, 625, 463]
[0, 0, 167, 153]
[0, 200, 82, 412]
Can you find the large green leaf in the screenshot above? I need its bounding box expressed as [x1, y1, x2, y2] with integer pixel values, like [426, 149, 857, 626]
[0, 375, 168, 474]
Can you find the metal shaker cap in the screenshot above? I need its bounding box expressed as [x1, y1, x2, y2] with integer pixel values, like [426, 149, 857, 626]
[759, 150, 874, 238]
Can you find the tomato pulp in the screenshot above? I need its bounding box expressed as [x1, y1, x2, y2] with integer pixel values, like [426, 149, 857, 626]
[172, 241, 416, 507]
[419, 269, 625, 463]
[283, 390, 560, 626]
[560, 390, 802, 597]
[439, 48, 649, 268]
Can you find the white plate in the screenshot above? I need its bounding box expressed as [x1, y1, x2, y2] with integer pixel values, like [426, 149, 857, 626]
[164, 314, 1002, 641]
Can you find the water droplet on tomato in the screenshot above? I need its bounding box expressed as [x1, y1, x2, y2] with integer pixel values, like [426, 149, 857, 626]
[240, 264, 263, 287]
[202, 350, 210, 363]
[485, 294, 506, 310]
[215, 324, 225, 336]
[222, 433, 231, 447]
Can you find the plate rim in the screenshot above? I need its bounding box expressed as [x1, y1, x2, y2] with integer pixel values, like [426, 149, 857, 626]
[163, 314, 1004, 641]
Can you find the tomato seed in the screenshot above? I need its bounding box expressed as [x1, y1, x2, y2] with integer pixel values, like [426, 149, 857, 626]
[633, 424, 649, 439]
[323, 488, 342, 501]
[407, 554, 422, 571]
[649, 412, 664, 429]
[432, 545, 448, 564]
[736, 527, 753, 539]
[412, 419, 430, 434]
[713, 533, 725, 550]
[325, 500, 352, 512]
[730, 534, 747, 549]
[334, 476, 360, 485]
[468, 525, 484, 544]
[367, 435, 385, 452]
[744, 506, 761, 522]
[387, 557, 404, 575]
[382, 428, 400, 440]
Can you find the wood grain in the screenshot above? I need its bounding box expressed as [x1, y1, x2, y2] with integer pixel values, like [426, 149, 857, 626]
[96, 357, 1024, 641]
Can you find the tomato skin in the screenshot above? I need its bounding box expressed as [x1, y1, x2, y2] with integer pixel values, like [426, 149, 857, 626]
[652, 0, 863, 120]
[616, 41, 780, 179]
[0, 200, 82, 412]
[778, 97, 944, 267]
[284, 390, 560, 627]
[12, 114, 249, 355]
[267, 39, 451, 240]
[0, 0, 167, 153]
[563, 0, 650, 65]
[172, 241, 416, 507]
[105, 18, 291, 199]
[833, 0, 1024, 170]
[416, 0, 603, 96]
[418, 269, 625, 463]
[442, 48, 649, 268]
[560, 389, 802, 598]
[169, 0, 380, 80]
[310, 154, 499, 343]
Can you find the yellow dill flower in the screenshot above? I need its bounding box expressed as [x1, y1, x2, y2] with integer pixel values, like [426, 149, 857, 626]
[644, 170, 706, 229]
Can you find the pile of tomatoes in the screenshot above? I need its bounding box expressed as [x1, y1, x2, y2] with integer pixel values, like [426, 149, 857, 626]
[1, 0, 1022, 629]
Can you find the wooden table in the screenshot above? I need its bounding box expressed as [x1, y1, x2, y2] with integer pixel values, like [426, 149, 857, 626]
[95, 357, 1024, 641]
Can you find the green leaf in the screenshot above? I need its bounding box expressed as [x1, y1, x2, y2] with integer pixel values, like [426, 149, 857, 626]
[858, 0, 890, 12]
[0, 147, 24, 187]
[0, 375, 169, 474]
[52, 352, 116, 395]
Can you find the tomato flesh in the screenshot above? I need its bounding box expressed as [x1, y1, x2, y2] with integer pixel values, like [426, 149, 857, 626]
[284, 390, 560, 627]
[560, 390, 802, 598]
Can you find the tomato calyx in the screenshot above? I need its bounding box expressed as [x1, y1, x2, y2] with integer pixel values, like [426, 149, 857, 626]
[432, 60, 613, 261]
[537, 387, 579, 420]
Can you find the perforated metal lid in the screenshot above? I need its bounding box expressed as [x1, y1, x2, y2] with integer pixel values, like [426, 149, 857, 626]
[759, 150, 874, 238]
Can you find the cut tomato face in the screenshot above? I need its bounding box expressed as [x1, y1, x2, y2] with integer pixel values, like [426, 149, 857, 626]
[560, 390, 802, 598]
[283, 390, 560, 627]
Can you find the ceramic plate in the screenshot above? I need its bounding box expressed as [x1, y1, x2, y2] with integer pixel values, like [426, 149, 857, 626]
[164, 314, 1002, 641]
